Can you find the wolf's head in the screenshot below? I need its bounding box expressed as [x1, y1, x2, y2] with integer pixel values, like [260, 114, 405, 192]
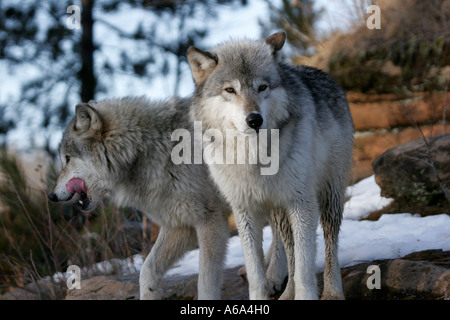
[49, 98, 145, 212]
[48, 102, 110, 212]
[187, 32, 289, 134]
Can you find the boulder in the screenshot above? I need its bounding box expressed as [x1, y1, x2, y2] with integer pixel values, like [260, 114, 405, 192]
[61, 250, 449, 300]
[341, 249, 450, 300]
[3, 250, 448, 300]
[66, 276, 138, 300]
[372, 133, 450, 207]
[64, 266, 249, 300]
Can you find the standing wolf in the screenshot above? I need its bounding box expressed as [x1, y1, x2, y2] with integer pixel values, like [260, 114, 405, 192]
[48, 97, 233, 300]
[187, 32, 354, 299]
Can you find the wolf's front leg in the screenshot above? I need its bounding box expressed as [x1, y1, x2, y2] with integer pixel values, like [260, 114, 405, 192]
[270, 209, 295, 300]
[139, 226, 197, 300]
[234, 209, 268, 300]
[195, 213, 229, 300]
[265, 215, 288, 294]
[288, 200, 320, 300]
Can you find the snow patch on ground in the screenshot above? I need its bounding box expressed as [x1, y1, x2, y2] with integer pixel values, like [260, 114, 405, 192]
[55, 175, 449, 283]
[166, 175, 449, 276]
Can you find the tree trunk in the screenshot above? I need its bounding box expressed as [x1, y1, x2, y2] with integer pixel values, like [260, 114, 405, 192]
[79, 0, 96, 102]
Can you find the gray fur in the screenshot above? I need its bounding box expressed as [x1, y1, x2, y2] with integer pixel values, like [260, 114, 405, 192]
[187, 32, 354, 300]
[50, 97, 232, 300]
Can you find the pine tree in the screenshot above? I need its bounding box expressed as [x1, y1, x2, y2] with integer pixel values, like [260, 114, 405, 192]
[0, 0, 247, 152]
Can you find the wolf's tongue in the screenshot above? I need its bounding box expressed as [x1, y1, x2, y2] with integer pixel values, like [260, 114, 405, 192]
[66, 178, 86, 194]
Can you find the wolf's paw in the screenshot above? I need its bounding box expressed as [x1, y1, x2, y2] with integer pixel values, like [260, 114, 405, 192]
[320, 292, 345, 300]
[237, 266, 247, 281]
[277, 279, 294, 300]
[139, 286, 163, 300]
[266, 264, 286, 294]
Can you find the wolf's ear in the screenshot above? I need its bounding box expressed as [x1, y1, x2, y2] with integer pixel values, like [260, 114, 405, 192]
[74, 103, 103, 133]
[266, 31, 286, 56]
[187, 47, 218, 85]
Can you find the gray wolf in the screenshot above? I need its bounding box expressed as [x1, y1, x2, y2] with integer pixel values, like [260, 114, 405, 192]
[187, 32, 354, 299]
[48, 97, 233, 300]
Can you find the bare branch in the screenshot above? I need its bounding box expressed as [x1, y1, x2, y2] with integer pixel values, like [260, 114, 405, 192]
[95, 17, 178, 56]
[443, 81, 448, 134]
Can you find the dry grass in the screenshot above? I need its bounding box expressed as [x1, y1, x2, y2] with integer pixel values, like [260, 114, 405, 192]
[295, 0, 450, 93]
[0, 148, 152, 299]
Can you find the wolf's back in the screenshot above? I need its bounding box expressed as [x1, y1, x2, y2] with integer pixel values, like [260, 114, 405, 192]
[278, 64, 354, 132]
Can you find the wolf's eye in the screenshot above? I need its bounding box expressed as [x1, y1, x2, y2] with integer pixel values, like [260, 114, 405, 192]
[224, 87, 236, 94]
[65, 155, 71, 164]
[258, 84, 268, 92]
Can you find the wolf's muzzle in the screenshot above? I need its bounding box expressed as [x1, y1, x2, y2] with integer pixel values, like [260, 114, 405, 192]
[48, 191, 74, 202]
[246, 112, 263, 130]
[48, 191, 59, 202]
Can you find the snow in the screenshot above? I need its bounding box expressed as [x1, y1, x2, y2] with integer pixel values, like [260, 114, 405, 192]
[78, 175, 447, 279]
[52, 174, 449, 286]
[321, 213, 450, 268]
[162, 175, 448, 276]
[343, 175, 394, 220]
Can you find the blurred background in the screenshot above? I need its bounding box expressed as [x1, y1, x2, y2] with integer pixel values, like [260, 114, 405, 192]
[0, 0, 449, 299]
[0, 0, 370, 153]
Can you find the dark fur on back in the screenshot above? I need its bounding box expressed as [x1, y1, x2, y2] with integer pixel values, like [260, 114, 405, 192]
[277, 64, 354, 129]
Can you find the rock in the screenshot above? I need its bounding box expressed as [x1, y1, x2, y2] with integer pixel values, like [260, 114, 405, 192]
[348, 91, 450, 183]
[372, 133, 450, 207]
[348, 92, 450, 132]
[64, 265, 249, 300]
[352, 123, 450, 183]
[341, 249, 450, 300]
[3, 250, 447, 300]
[61, 250, 449, 300]
[66, 276, 138, 300]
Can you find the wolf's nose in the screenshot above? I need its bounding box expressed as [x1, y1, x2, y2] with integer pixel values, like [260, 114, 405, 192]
[48, 192, 58, 202]
[246, 113, 263, 130]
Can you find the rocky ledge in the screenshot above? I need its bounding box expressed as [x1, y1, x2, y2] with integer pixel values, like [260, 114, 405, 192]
[58, 249, 449, 300]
